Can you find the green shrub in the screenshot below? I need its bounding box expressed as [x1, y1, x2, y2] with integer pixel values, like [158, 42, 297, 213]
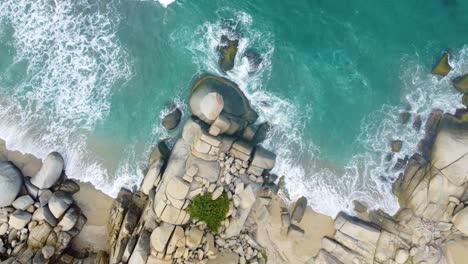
[188, 192, 230, 232]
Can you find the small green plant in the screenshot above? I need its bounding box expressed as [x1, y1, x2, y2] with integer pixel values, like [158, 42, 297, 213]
[188, 192, 230, 232]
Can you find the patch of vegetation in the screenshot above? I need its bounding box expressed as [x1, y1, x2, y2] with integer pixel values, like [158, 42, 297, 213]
[188, 192, 230, 232]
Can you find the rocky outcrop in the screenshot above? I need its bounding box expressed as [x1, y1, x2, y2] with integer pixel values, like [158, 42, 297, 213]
[105, 73, 287, 264]
[0, 150, 93, 263]
[313, 110, 468, 264]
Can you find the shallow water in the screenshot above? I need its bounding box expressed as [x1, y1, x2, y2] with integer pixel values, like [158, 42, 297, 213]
[0, 0, 467, 217]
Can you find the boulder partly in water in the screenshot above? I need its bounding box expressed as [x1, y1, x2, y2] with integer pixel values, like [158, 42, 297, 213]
[31, 152, 64, 189]
[162, 108, 182, 130]
[189, 74, 258, 135]
[242, 49, 263, 73]
[217, 35, 239, 72]
[453, 73, 468, 94]
[431, 52, 452, 76]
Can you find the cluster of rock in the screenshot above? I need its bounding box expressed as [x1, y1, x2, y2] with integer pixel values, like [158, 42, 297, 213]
[313, 110, 468, 262]
[106, 74, 290, 264]
[432, 51, 468, 107]
[0, 152, 90, 263]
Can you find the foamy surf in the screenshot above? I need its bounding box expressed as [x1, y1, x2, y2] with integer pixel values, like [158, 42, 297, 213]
[182, 9, 466, 217]
[0, 0, 134, 196]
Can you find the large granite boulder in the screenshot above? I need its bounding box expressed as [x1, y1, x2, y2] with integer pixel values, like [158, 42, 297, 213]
[431, 52, 452, 76]
[0, 161, 23, 207]
[31, 152, 64, 189]
[189, 74, 257, 132]
[432, 114, 468, 186]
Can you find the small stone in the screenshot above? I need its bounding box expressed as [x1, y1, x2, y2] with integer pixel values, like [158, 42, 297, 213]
[8, 210, 32, 230]
[48, 191, 73, 219]
[212, 187, 223, 200]
[162, 108, 182, 130]
[395, 249, 409, 264]
[42, 245, 55, 259]
[12, 195, 34, 211]
[39, 190, 53, 206]
[235, 182, 244, 194]
[0, 223, 8, 235]
[391, 140, 403, 152]
[208, 184, 216, 193]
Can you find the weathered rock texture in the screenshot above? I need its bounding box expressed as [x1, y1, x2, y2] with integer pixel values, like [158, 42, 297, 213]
[313, 110, 468, 264]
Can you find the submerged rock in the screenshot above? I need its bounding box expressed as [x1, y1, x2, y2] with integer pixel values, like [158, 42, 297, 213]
[399, 112, 410, 125]
[0, 161, 23, 207]
[242, 49, 263, 73]
[413, 115, 422, 131]
[162, 108, 182, 130]
[453, 73, 468, 93]
[431, 52, 452, 76]
[218, 35, 239, 72]
[391, 140, 403, 152]
[463, 94, 468, 107]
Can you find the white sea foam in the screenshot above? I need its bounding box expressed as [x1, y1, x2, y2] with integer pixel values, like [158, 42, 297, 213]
[182, 9, 467, 217]
[0, 0, 133, 195]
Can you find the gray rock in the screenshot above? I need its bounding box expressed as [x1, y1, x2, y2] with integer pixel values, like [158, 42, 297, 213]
[41, 245, 55, 259]
[291, 196, 308, 223]
[32, 206, 58, 226]
[24, 177, 39, 198]
[128, 230, 151, 264]
[12, 195, 34, 210]
[9, 210, 32, 230]
[0, 223, 8, 235]
[31, 152, 64, 189]
[0, 161, 23, 207]
[162, 108, 182, 130]
[48, 191, 73, 219]
[57, 206, 79, 231]
[150, 223, 175, 253]
[39, 190, 53, 206]
[57, 179, 80, 194]
[251, 147, 276, 170]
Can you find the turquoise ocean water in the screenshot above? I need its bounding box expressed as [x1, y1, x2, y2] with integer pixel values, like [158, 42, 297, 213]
[0, 0, 467, 217]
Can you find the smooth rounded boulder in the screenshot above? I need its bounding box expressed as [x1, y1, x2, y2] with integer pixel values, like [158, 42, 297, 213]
[31, 152, 64, 189]
[0, 161, 23, 207]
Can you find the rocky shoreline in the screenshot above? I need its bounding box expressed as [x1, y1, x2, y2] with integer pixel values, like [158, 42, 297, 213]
[0, 47, 467, 264]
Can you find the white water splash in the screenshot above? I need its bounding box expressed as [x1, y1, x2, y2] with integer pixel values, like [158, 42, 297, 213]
[180, 9, 466, 217]
[0, 0, 133, 194]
